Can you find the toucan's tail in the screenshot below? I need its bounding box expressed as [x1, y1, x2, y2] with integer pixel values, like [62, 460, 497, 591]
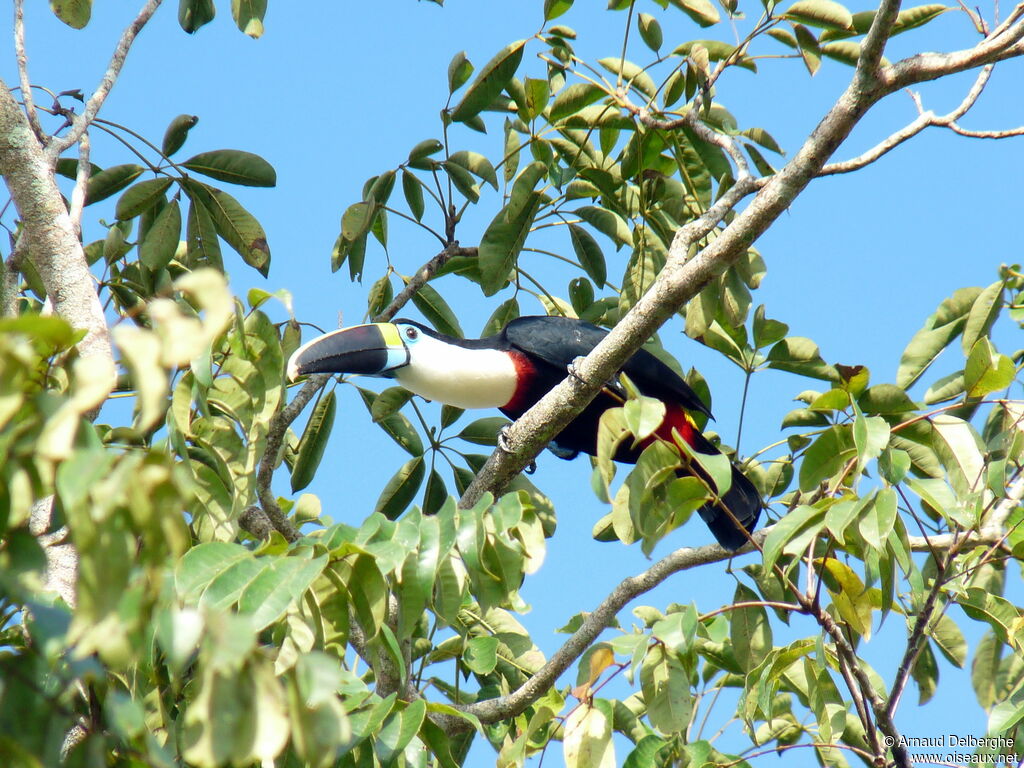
[686, 432, 762, 551]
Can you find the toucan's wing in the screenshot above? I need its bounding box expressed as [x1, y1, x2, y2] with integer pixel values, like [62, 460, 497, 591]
[503, 316, 712, 419]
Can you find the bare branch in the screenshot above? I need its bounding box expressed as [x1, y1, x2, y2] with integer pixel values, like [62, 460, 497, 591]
[820, 65, 1000, 176]
[67, 131, 91, 236]
[45, 0, 163, 162]
[882, 12, 1024, 90]
[14, 0, 43, 141]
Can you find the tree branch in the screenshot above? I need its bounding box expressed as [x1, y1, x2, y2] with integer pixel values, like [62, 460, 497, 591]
[462, 531, 766, 724]
[0, 78, 113, 367]
[67, 131, 91, 237]
[45, 0, 163, 161]
[13, 0, 43, 141]
[820, 65, 1000, 176]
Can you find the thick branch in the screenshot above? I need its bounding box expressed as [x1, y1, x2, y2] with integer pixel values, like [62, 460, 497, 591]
[459, 30, 899, 507]
[46, 0, 163, 160]
[0, 78, 113, 366]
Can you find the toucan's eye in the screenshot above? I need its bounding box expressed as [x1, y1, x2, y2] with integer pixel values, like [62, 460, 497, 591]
[404, 327, 419, 342]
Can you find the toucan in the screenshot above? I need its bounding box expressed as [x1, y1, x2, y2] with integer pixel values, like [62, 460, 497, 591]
[287, 315, 761, 550]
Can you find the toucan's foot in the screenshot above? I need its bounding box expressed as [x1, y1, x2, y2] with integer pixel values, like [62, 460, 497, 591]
[567, 356, 588, 385]
[498, 425, 513, 453]
[525, 461, 536, 474]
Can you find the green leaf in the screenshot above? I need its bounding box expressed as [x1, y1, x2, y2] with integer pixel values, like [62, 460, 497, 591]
[447, 51, 474, 93]
[544, 0, 574, 20]
[731, 583, 772, 671]
[640, 645, 692, 734]
[291, 390, 336, 492]
[763, 504, 825, 572]
[897, 287, 979, 388]
[930, 414, 985, 501]
[410, 283, 463, 338]
[794, 24, 822, 75]
[784, 0, 854, 30]
[139, 200, 182, 270]
[50, 0, 91, 28]
[964, 337, 1015, 398]
[859, 487, 896, 549]
[563, 701, 616, 767]
[184, 180, 270, 276]
[597, 58, 657, 99]
[162, 114, 199, 157]
[568, 223, 607, 286]
[464, 636, 499, 674]
[799, 425, 855, 491]
[116, 177, 173, 220]
[989, 688, 1024, 735]
[767, 336, 837, 381]
[637, 13, 663, 51]
[376, 457, 425, 520]
[401, 170, 426, 221]
[371, 387, 413, 423]
[478, 195, 542, 296]
[550, 83, 607, 122]
[231, 0, 266, 37]
[623, 396, 665, 441]
[667, 0, 721, 27]
[85, 164, 144, 205]
[186, 198, 223, 270]
[853, 411, 889, 471]
[178, 0, 216, 33]
[928, 613, 967, 668]
[408, 138, 444, 167]
[183, 149, 276, 187]
[524, 77, 550, 119]
[451, 40, 526, 123]
[893, 3, 950, 33]
[962, 280, 1004, 354]
[458, 416, 510, 446]
[959, 587, 1018, 644]
[575, 205, 632, 247]
[239, 555, 327, 629]
[482, 297, 520, 337]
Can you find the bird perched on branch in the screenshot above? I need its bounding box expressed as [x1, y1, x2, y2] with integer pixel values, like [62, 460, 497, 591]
[288, 315, 761, 550]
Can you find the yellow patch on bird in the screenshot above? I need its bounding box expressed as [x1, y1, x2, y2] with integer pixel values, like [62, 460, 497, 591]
[378, 323, 403, 349]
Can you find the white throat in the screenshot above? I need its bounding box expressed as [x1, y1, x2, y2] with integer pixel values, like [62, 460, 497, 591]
[393, 337, 518, 409]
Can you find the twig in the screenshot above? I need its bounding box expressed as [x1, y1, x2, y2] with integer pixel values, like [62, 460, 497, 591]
[377, 244, 476, 322]
[13, 0, 43, 141]
[68, 132, 91, 237]
[254, 374, 325, 542]
[45, 0, 164, 162]
[461, 530, 767, 724]
[820, 65, 999, 176]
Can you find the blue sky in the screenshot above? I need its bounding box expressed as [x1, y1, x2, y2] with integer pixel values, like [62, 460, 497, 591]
[8, 0, 1024, 761]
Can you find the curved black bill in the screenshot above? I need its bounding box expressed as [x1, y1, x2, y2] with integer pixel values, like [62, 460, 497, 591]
[287, 324, 406, 381]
